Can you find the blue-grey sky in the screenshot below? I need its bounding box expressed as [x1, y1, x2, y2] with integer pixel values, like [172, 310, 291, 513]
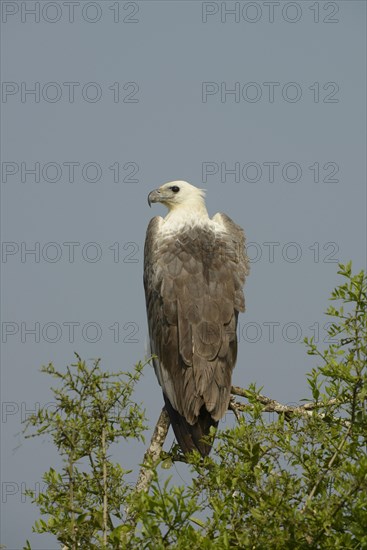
[1, 1, 366, 548]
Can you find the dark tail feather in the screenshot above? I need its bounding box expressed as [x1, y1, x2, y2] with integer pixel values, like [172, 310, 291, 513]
[163, 394, 218, 457]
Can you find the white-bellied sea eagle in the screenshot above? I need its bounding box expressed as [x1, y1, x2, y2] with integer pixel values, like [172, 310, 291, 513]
[144, 181, 249, 456]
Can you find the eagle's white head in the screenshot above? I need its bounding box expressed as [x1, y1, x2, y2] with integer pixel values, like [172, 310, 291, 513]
[148, 181, 208, 222]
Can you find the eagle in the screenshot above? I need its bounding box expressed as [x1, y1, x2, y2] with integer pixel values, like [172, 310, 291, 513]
[144, 181, 249, 456]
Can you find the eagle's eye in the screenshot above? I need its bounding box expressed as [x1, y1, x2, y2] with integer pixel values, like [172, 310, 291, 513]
[170, 186, 180, 193]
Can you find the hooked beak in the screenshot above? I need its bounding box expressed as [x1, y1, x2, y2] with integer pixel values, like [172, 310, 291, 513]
[147, 189, 161, 208]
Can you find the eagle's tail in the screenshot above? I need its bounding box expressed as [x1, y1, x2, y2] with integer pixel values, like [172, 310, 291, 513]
[163, 394, 218, 457]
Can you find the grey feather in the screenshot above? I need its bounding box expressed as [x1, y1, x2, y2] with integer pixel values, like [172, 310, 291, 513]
[144, 210, 249, 455]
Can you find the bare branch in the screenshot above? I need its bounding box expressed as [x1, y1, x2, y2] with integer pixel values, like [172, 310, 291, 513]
[135, 407, 170, 493]
[231, 385, 343, 419]
[123, 407, 170, 537]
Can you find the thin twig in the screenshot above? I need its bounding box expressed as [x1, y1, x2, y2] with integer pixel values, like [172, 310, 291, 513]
[229, 397, 243, 422]
[101, 426, 108, 547]
[301, 426, 352, 514]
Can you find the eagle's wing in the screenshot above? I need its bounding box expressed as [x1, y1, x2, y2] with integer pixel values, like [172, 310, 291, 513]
[144, 214, 249, 453]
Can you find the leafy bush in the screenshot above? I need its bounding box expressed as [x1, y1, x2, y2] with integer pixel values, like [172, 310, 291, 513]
[25, 264, 367, 549]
